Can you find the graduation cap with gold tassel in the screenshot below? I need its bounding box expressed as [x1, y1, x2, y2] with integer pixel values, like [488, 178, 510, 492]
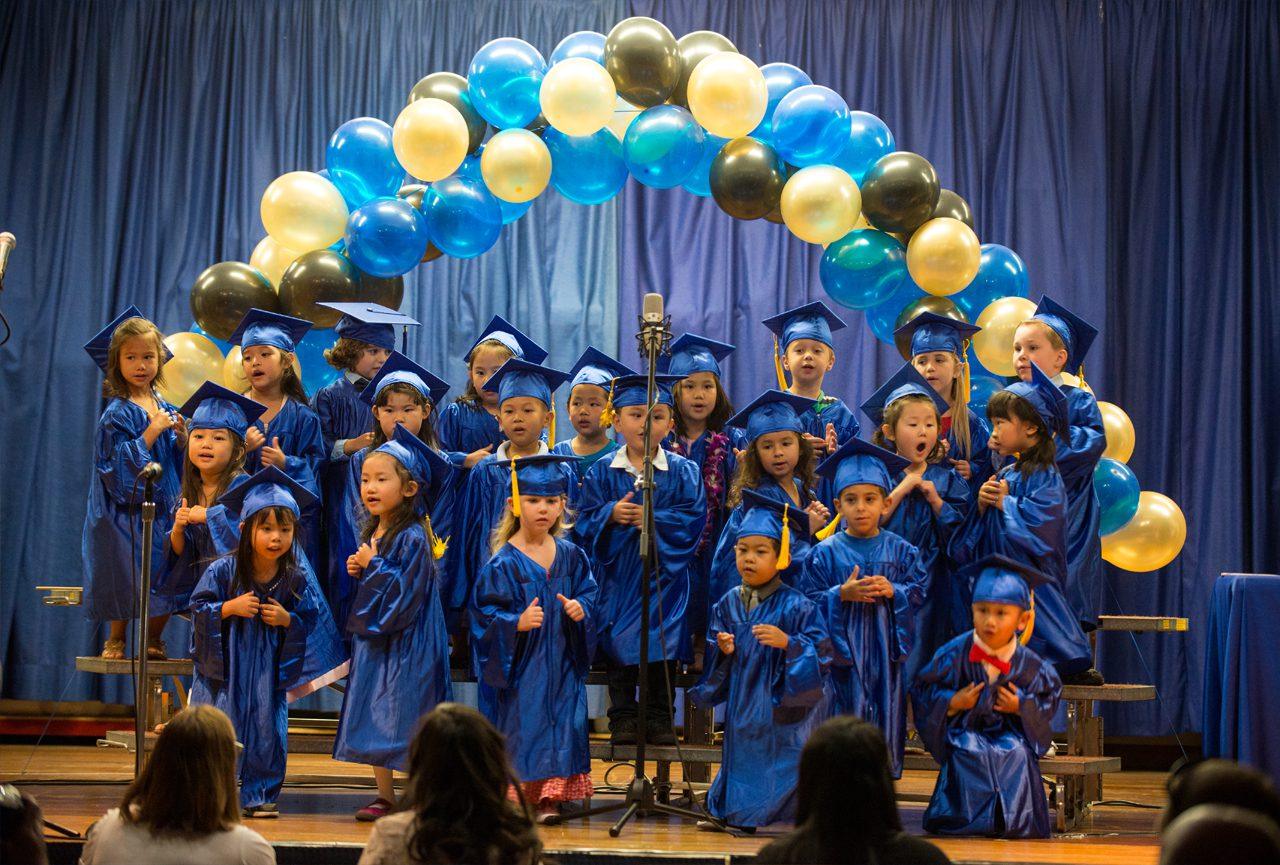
[737, 488, 813, 571]
[964, 554, 1054, 646]
[496, 454, 579, 521]
[761, 301, 848, 391]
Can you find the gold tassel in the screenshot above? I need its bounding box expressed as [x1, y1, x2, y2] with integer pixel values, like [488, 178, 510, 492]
[773, 335, 789, 390]
[959, 339, 972, 407]
[1019, 591, 1037, 646]
[599, 380, 617, 427]
[777, 503, 792, 570]
[548, 408, 556, 445]
[430, 529, 448, 560]
[815, 511, 841, 541]
[510, 455, 521, 519]
[1077, 362, 1088, 392]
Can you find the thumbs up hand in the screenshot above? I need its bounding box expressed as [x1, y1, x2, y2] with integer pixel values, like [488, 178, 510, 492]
[517, 597, 544, 632]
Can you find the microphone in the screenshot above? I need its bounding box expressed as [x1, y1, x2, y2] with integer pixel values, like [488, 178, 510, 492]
[642, 292, 664, 325]
[138, 462, 163, 481]
[638, 292, 670, 354]
[0, 233, 13, 285]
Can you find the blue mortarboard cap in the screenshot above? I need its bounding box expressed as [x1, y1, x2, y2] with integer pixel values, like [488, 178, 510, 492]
[318, 302, 419, 352]
[609, 373, 682, 409]
[179, 380, 267, 438]
[737, 488, 811, 542]
[495, 453, 578, 498]
[228, 308, 313, 353]
[761, 301, 847, 350]
[816, 437, 911, 495]
[465, 315, 548, 364]
[894, 311, 982, 360]
[359, 351, 450, 409]
[1032, 295, 1098, 372]
[217, 465, 317, 520]
[725, 389, 817, 442]
[568, 346, 637, 391]
[1002, 362, 1070, 439]
[860, 363, 950, 427]
[662, 333, 736, 379]
[482, 358, 568, 406]
[84, 305, 172, 371]
[966, 554, 1053, 610]
[372, 424, 454, 512]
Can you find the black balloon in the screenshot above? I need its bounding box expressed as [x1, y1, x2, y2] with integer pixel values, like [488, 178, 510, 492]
[408, 71, 488, 154]
[278, 249, 361, 328]
[671, 30, 736, 107]
[710, 137, 785, 221]
[860, 151, 941, 234]
[357, 271, 406, 309]
[893, 296, 967, 359]
[189, 261, 278, 341]
[932, 188, 974, 229]
[524, 112, 549, 135]
[764, 207, 785, 225]
[397, 184, 443, 262]
[604, 16, 681, 107]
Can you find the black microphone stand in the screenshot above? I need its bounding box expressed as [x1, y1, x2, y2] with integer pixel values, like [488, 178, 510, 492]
[134, 469, 158, 776]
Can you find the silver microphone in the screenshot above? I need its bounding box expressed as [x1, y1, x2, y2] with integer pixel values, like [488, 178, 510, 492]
[642, 292, 664, 325]
[0, 233, 13, 284]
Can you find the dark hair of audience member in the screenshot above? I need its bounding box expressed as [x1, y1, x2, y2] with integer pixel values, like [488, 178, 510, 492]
[0, 783, 48, 865]
[1162, 758, 1280, 830]
[1160, 803, 1280, 865]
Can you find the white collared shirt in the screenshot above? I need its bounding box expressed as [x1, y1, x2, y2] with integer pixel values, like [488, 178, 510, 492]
[972, 632, 1018, 683]
[610, 445, 669, 485]
[1050, 372, 1066, 386]
[496, 440, 550, 460]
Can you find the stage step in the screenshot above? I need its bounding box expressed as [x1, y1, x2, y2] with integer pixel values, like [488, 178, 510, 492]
[902, 752, 1120, 775]
[1098, 615, 1188, 633]
[75, 656, 194, 676]
[1061, 683, 1155, 702]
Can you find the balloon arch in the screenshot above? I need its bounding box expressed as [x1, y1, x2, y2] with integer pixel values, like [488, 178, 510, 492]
[170, 16, 1184, 573]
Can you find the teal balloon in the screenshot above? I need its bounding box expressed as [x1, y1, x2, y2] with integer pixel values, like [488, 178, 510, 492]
[545, 128, 628, 204]
[954, 244, 1030, 320]
[748, 63, 812, 144]
[295, 327, 342, 398]
[622, 105, 705, 189]
[866, 281, 925, 344]
[820, 229, 908, 310]
[325, 117, 405, 208]
[1095, 458, 1141, 534]
[550, 31, 606, 66]
[344, 197, 430, 278]
[771, 85, 849, 167]
[423, 176, 502, 259]
[681, 134, 728, 197]
[967, 375, 1004, 416]
[467, 38, 547, 129]
[833, 111, 895, 185]
[455, 149, 533, 224]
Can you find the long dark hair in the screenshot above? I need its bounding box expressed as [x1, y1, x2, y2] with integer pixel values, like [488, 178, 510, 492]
[180, 434, 246, 508]
[231, 506, 299, 597]
[871, 393, 947, 464]
[728, 431, 815, 508]
[359, 451, 426, 551]
[672, 376, 735, 439]
[454, 338, 513, 408]
[402, 703, 541, 865]
[986, 390, 1057, 472]
[370, 381, 440, 449]
[794, 716, 903, 863]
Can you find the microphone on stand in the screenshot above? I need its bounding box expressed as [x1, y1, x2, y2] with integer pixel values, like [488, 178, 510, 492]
[0, 232, 14, 287]
[137, 462, 164, 482]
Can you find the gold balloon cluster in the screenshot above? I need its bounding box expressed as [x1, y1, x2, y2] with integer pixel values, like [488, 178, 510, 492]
[158, 332, 224, 405]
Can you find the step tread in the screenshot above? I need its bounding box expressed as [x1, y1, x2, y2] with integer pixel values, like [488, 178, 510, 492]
[1062, 683, 1156, 701]
[904, 752, 1121, 775]
[1098, 615, 1189, 632]
[76, 656, 194, 676]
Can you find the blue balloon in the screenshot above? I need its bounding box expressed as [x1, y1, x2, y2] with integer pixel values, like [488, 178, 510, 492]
[623, 105, 705, 189]
[1094, 457, 1141, 535]
[454, 149, 533, 224]
[467, 38, 547, 129]
[316, 168, 361, 211]
[749, 63, 812, 144]
[771, 85, 850, 167]
[295, 327, 342, 398]
[833, 111, 895, 185]
[344, 197, 430, 278]
[424, 176, 502, 259]
[189, 321, 232, 355]
[545, 128, 628, 204]
[550, 30, 606, 66]
[820, 229, 908, 310]
[953, 244, 1030, 320]
[866, 280, 925, 344]
[681, 134, 728, 197]
[966, 375, 1004, 417]
[325, 118, 405, 208]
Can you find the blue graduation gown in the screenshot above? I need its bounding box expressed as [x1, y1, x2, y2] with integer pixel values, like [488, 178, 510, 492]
[471, 538, 598, 783]
[946, 412, 993, 497]
[152, 473, 248, 616]
[244, 398, 326, 568]
[910, 632, 1061, 838]
[707, 478, 815, 615]
[948, 463, 1092, 672]
[82, 396, 183, 622]
[805, 396, 860, 509]
[575, 451, 707, 665]
[314, 377, 371, 599]
[551, 437, 620, 493]
[333, 524, 452, 771]
[1056, 386, 1106, 627]
[799, 530, 926, 778]
[884, 465, 972, 685]
[189, 554, 347, 807]
[437, 400, 504, 453]
[690, 583, 830, 827]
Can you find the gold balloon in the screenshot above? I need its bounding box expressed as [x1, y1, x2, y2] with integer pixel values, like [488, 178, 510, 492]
[686, 51, 768, 139]
[1098, 400, 1136, 462]
[480, 129, 552, 203]
[249, 236, 303, 290]
[222, 346, 300, 394]
[1101, 491, 1187, 572]
[392, 97, 469, 182]
[540, 57, 617, 136]
[780, 165, 862, 245]
[906, 217, 982, 296]
[159, 332, 224, 405]
[973, 296, 1037, 376]
[260, 171, 348, 253]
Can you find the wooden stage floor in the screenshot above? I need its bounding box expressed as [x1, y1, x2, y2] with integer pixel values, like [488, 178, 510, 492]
[2, 743, 1165, 864]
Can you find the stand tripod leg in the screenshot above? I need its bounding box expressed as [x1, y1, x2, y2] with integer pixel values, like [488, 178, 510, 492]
[609, 801, 642, 838]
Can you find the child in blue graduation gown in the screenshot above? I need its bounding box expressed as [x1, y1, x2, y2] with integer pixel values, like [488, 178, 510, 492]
[471, 454, 599, 824]
[334, 425, 455, 821]
[551, 346, 633, 488]
[154, 382, 264, 622]
[229, 309, 326, 569]
[910, 555, 1063, 838]
[895, 312, 992, 496]
[948, 365, 1101, 685]
[81, 308, 184, 658]
[1013, 297, 1106, 629]
[691, 496, 830, 831]
[575, 374, 706, 744]
[188, 467, 347, 817]
[799, 439, 928, 778]
[313, 302, 419, 608]
[863, 364, 972, 682]
[707, 391, 832, 613]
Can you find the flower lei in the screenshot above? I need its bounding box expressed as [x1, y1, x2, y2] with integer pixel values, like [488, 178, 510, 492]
[671, 431, 731, 554]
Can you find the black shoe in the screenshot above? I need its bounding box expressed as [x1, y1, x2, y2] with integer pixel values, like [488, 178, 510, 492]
[646, 717, 678, 746]
[610, 717, 638, 745]
[1062, 667, 1105, 686]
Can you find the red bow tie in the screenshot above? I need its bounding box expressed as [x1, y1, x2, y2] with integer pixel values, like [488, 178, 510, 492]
[969, 643, 1011, 675]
